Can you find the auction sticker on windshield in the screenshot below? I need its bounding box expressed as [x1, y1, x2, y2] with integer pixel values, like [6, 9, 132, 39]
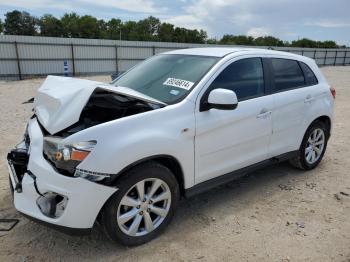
[163, 78, 194, 90]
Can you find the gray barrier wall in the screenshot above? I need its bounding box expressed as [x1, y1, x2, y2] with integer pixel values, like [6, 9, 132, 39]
[0, 35, 349, 80]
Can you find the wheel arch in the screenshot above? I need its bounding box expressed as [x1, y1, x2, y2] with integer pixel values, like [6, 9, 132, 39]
[315, 115, 331, 132]
[96, 154, 185, 226]
[290, 114, 331, 170]
[111, 154, 186, 196]
[296, 114, 332, 152]
[310, 115, 332, 137]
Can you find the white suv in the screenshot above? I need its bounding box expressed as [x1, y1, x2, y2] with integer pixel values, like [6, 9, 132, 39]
[7, 48, 334, 245]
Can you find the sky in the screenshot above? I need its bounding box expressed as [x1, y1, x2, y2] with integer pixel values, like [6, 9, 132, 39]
[0, 0, 349, 45]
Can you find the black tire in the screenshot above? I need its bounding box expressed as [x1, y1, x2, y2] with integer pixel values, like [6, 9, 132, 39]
[289, 120, 329, 170]
[101, 161, 180, 246]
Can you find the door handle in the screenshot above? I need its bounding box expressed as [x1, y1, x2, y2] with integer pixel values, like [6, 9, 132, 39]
[257, 109, 272, 119]
[304, 95, 314, 103]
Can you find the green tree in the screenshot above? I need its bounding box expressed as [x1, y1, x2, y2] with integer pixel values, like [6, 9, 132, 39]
[158, 23, 174, 42]
[206, 38, 218, 44]
[291, 38, 339, 48]
[61, 13, 80, 38]
[187, 29, 207, 43]
[4, 10, 37, 35]
[106, 18, 122, 40]
[122, 21, 138, 40]
[0, 19, 3, 33]
[4, 9, 343, 47]
[199, 30, 208, 43]
[185, 29, 199, 43]
[173, 27, 187, 43]
[220, 35, 254, 45]
[291, 38, 317, 48]
[254, 36, 284, 47]
[136, 16, 161, 41]
[39, 14, 63, 37]
[97, 19, 108, 39]
[319, 40, 337, 48]
[78, 15, 100, 38]
[172, 27, 207, 43]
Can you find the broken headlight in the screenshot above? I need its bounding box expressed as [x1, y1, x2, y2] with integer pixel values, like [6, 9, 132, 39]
[43, 137, 96, 176]
[74, 168, 111, 182]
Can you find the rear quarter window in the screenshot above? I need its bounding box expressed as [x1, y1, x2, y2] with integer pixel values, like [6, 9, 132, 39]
[271, 58, 305, 92]
[299, 62, 318, 86]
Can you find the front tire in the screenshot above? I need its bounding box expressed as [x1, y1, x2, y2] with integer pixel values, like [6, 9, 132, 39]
[101, 161, 180, 246]
[289, 120, 329, 170]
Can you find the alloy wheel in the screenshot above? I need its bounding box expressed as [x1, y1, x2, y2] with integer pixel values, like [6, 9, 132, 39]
[117, 178, 171, 237]
[305, 128, 325, 164]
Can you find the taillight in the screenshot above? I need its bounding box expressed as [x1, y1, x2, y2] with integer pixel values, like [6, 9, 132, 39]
[330, 86, 336, 99]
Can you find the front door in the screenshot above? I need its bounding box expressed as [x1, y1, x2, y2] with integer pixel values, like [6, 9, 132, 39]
[194, 57, 273, 184]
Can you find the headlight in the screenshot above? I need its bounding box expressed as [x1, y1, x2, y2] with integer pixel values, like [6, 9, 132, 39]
[43, 137, 97, 176]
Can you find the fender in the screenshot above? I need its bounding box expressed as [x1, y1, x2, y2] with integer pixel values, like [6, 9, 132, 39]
[63, 99, 196, 189]
[296, 85, 333, 148]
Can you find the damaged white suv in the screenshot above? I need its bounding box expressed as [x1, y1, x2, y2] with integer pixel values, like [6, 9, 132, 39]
[7, 48, 334, 245]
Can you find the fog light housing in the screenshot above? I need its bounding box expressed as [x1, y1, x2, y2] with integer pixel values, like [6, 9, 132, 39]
[36, 192, 68, 218]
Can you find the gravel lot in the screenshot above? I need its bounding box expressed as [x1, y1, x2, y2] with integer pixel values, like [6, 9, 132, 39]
[0, 67, 349, 262]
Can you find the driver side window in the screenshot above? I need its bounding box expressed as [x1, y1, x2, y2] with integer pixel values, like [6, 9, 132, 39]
[209, 58, 265, 101]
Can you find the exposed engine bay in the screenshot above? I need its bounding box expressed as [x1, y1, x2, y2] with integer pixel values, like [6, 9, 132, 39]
[52, 88, 163, 137]
[29, 76, 167, 136]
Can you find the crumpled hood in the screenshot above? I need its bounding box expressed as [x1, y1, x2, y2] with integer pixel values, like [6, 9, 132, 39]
[34, 76, 165, 134]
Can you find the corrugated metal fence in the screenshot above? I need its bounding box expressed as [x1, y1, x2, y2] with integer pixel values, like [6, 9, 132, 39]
[0, 35, 349, 80]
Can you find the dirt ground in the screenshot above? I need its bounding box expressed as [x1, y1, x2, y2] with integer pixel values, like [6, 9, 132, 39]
[0, 67, 349, 262]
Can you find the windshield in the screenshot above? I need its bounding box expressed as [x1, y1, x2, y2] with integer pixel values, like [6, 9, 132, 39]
[112, 54, 219, 104]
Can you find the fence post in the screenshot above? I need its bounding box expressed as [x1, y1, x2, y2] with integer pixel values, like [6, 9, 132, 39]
[115, 45, 119, 73]
[334, 50, 338, 66]
[152, 46, 155, 55]
[14, 41, 22, 80]
[323, 50, 328, 66]
[343, 51, 347, 66]
[71, 43, 76, 76]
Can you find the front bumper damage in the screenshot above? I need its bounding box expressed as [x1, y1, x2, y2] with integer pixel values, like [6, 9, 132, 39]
[7, 118, 117, 234]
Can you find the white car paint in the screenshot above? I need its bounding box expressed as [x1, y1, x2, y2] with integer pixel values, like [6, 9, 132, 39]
[9, 47, 333, 231]
[207, 88, 238, 105]
[194, 54, 273, 183]
[13, 118, 117, 228]
[35, 75, 166, 134]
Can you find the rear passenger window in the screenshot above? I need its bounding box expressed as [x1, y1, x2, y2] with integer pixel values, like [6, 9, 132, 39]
[299, 62, 318, 86]
[209, 58, 264, 101]
[271, 58, 305, 91]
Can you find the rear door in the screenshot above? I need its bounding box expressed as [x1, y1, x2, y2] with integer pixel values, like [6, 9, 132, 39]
[194, 57, 273, 184]
[267, 58, 310, 156]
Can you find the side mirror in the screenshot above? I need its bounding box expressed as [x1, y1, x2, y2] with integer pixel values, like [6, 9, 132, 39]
[203, 88, 238, 111]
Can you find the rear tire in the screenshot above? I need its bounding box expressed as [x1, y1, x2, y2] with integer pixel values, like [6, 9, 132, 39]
[101, 161, 180, 246]
[289, 120, 329, 170]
